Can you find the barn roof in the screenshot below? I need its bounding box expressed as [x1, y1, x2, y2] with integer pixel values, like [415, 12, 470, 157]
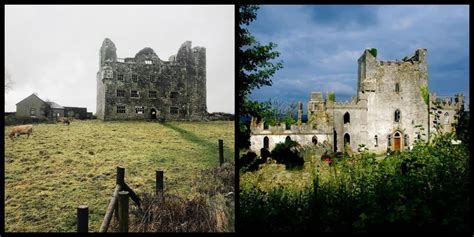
[16, 93, 45, 105]
[46, 101, 64, 109]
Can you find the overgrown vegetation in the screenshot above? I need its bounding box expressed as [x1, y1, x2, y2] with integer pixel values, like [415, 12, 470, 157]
[4, 120, 234, 232]
[328, 92, 335, 101]
[368, 48, 377, 58]
[420, 86, 429, 105]
[240, 132, 470, 232]
[270, 140, 304, 169]
[127, 162, 235, 232]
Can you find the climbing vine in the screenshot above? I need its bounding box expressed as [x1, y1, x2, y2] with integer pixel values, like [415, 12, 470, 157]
[420, 86, 429, 105]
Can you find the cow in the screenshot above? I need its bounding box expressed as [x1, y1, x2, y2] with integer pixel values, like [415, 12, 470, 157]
[9, 124, 33, 141]
[58, 117, 70, 125]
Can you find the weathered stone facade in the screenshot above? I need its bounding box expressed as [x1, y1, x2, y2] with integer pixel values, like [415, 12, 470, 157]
[250, 49, 464, 154]
[96, 38, 207, 121]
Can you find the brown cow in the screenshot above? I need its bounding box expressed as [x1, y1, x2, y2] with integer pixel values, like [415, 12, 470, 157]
[58, 117, 70, 125]
[9, 124, 33, 140]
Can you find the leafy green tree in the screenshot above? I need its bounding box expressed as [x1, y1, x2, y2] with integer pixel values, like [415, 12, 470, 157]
[239, 5, 283, 148]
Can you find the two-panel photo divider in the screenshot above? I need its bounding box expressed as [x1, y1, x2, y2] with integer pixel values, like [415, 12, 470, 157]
[3, 4, 471, 234]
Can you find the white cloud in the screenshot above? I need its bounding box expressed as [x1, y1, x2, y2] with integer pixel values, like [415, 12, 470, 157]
[5, 5, 234, 113]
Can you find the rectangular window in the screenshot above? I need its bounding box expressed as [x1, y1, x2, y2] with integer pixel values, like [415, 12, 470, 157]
[30, 108, 36, 116]
[117, 58, 124, 63]
[117, 106, 125, 113]
[145, 60, 152, 65]
[117, 74, 124, 81]
[135, 106, 145, 114]
[105, 70, 113, 79]
[132, 74, 138, 82]
[131, 90, 139, 98]
[170, 107, 179, 115]
[149, 91, 157, 98]
[170, 91, 179, 99]
[150, 75, 154, 81]
[117, 90, 125, 97]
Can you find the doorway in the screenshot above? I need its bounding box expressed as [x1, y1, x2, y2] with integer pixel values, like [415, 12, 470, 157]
[394, 132, 401, 151]
[150, 108, 157, 119]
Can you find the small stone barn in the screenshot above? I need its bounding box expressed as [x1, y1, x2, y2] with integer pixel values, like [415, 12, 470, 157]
[15, 93, 89, 120]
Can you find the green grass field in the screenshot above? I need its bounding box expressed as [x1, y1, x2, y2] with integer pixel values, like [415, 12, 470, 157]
[4, 120, 234, 232]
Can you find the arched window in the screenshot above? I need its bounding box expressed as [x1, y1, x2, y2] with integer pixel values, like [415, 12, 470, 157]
[285, 136, 292, 143]
[394, 109, 401, 122]
[404, 134, 409, 147]
[343, 112, 350, 124]
[444, 112, 449, 125]
[395, 83, 400, 93]
[344, 133, 350, 145]
[263, 136, 269, 150]
[374, 135, 378, 147]
[312, 136, 318, 145]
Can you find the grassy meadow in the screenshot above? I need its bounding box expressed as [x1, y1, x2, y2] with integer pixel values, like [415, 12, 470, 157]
[4, 120, 234, 232]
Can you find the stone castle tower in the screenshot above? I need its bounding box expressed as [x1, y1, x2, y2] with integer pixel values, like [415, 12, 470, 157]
[250, 48, 464, 154]
[96, 38, 207, 121]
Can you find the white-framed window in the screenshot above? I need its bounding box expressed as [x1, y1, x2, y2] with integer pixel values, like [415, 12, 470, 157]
[30, 108, 36, 116]
[131, 90, 139, 98]
[132, 74, 138, 82]
[117, 74, 124, 81]
[444, 112, 449, 125]
[135, 106, 144, 114]
[145, 60, 152, 65]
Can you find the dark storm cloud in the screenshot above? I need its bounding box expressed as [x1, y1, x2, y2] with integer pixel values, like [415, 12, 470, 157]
[247, 5, 469, 109]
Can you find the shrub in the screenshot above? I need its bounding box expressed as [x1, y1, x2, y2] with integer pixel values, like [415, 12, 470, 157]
[271, 140, 304, 169]
[240, 132, 470, 232]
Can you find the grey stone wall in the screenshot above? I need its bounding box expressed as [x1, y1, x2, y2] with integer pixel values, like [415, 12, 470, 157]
[96, 39, 207, 121]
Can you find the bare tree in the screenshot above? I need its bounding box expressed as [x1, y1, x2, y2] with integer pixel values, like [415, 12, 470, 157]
[266, 98, 297, 126]
[5, 70, 14, 93]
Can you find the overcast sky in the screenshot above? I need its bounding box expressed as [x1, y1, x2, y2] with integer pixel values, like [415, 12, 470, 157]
[247, 5, 469, 111]
[5, 5, 234, 113]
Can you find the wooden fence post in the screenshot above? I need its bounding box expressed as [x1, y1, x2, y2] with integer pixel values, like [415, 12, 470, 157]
[156, 170, 164, 199]
[77, 205, 88, 233]
[116, 166, 125, 186]
[219, 139, 224, 166]
[118, 191, 129, 232]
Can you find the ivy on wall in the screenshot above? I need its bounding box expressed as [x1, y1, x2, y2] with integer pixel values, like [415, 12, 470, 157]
[368, 48, 377, 58]
[420, 86, 429, 105]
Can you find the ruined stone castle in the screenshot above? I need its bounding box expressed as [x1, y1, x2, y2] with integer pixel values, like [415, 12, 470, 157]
[96, 38, 207, 120]
[250, 48, 464, 154]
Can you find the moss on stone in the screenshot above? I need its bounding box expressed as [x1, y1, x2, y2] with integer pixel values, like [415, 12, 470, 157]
[420, 86, 429, 105]
[368, 48, 377, 58]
